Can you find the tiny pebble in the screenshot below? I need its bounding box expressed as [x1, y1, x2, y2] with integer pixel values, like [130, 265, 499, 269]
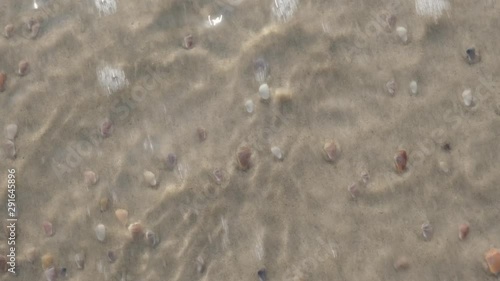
[74, 252, 85, 269]
[462, 89, 473, 107]
[3, 140, 16, 159]
[245, 99, 254, 113]
[115, 209, 128, 226]
[485, 248, 500, 275]
[0, 72, 6, 92]
[18, 60, 29, 76]
[83, 170, 98, 186]
[421, 222, 433, 241]
[143, 170, 157, 187]
[465, 48, 480, 64]
[166, 153, 177, 170]
[271, 146, 283, 160]
[5, 124, 17, 140]
[258, 268, 267, 281]
[458, 223, 469, 240]
[183, 34, 194, 49]
[3, 24, 14, 38]
[99, 118, 113, 138]
[394, 150, 407, 172]
[409, 80, 418, 95]
[393, 256, 410, 271]
[236, 146, 252, 170]
[197, 127, 207, 141]
[259, 83, 270, 101]
[386, 80, 396, 96]
[396, 26, 408, 43]
[95, 224, 106, 242]
[42, 221, 54, 237]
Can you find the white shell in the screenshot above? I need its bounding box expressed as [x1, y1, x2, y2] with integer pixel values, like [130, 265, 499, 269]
[396, 26, 408, 43]
[259, 83, 270, 100]
[409, 81, 418, 95]
[5, 124, 18, 140]
[95, 224, 106, 242]
[462, 89, 473, 106]
[143, 170, 157, 187]
[3, 140, 16, 159]
[245, 100, 254, 113]
[271, 146, 283, 160]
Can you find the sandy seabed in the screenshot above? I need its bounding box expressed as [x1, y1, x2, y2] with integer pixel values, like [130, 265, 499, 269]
[1, 0, 500, 280]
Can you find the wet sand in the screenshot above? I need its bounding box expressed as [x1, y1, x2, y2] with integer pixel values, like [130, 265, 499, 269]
[1, 0, 500, 280]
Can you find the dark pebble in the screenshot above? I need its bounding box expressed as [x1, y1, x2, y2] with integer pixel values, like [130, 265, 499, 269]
[257, 268, 267, 281]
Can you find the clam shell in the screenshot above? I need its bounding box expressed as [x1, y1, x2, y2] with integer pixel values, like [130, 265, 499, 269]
[107, 250, 117, 263]
[271, 146, 283, 160]
[212, 168, 224, 184]
[99, 197, 110, 212]
[396, 26, 408, 43]
[236, 146, 252, 170]
[0, 72, 6, 92]
[458, 223, 469, 240]
[41, 254, 54, 269]
[42, 221, 54, 237]
[394, 150, 407, 172]
[84, 170, 98, 186]
[95, 224, 106, 242]
[386, 80, 396, 96]
[114, 209, 128, 226]
[3, 24, 14, 38]
[485, 248, 500, 275]
[259, 83, 270, 101]
[421, 222, 433, 241]
[196, 256, 205, 273]
[44, 267, 57, 281]
[245, 99, 254, 113]
[5, 124, 17, 140]
[323, 140, 339, 162]
[128, 222, 144, 240]
[18, 60, 29, 76]
[143, 170, 157, 187]
[183, 34, 194, 49]
[393, 256, 410, 271]
[3, 140, 16, 159]
[145, 230, 159, 248]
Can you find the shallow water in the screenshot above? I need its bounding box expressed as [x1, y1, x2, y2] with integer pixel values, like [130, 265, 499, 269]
[1, 0, 500, 280]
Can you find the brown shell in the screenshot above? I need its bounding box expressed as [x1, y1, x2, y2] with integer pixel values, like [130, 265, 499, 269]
[237, 146, 252, 170]
[485, 248, 500, 275]
[458, 223, 469, 240]
[394, 150, 407, 172]
[323, 140, 339, 162]
[128, 222, 144, 240]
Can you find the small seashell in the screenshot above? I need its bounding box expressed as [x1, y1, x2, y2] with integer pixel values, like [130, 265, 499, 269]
[5, 124, 17, 140]
[348, 183, 359, 199]
[274, 88, 293, 104]
[386, 80, 396, 96]
[197, 128, 207, 142]
[485, 248, 500, 275]
[107, 250, 116, 263]
[458, 223, 469, 240]
[29, 22, 40, 39]
[42, 221, 54, 237]
[74, 252, 85, 269]
[258, 268, 267, 281]
[0, 256, 7, 272]
[438, 161, 450, 174]
[462, 89, 473, 107]
[143, 170, 157, 187]
[386, 15, 396, 30]
[128, 222, 144, 240]
[18, 60, 29, 76]
[41, 253, 54, 269]
[3, 24, 14, 38]
[44, 267, 57, 281]
[183, 34, 194, 49]
[259, 83, 270, 101]
[26, 247, 38, 263]
[83, 170, 98, 186]
[323, 139, 339, 162]
[0, 72, 6, 92]
[213, 168, 224, 184]
[393, 256, 410, 271]
[100, 197, 110, 212]
[145, 230, 159, 248]
[361, 170, 370, 185]
[236, 146, 252, 170]
[196, 255, 205, 273]
[254, 57, 269, 83]
[3, 140, 16, 159]
[271, 146, 283, 160]
[166, 153, 177, 170]
[409, 80, 418, 95]
[99, 118, 113, 138]
[396, 26, 408, 43]
[245, 99, 254, 113]
[421, 222, 433, 241]
[394, 150, 407, 172]
[114, 209, 128, 226]
[465, 48, 480, 65]
[95, 224, 106, 242]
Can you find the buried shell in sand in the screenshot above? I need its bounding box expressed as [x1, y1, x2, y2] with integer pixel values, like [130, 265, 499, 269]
[394, 150, 408, 172]
[323, 139, 340, 162]
[236, 146, 252, 170]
